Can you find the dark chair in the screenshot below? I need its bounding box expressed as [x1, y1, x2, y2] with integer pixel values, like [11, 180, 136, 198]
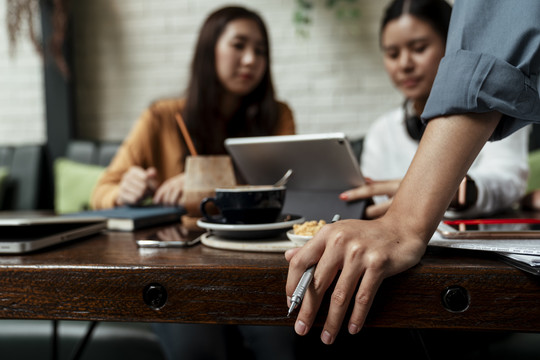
[1, 144, 43, 210]
[349, 137, 364, 164]
[0, 141, 165, 360]
[0, 146, 14, 167]
[96, 142, 120, 167]
[65, 140, 120, 167]
[66, 141, 97, 165]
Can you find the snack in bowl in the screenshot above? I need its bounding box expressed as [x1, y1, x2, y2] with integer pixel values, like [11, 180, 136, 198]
[287, 220, 326, 246]
[293, 220, 326, 236]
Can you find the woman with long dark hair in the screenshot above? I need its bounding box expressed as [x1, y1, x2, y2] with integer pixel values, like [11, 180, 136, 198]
[92, 6, 297, 359]
[91, 6, 294, 210]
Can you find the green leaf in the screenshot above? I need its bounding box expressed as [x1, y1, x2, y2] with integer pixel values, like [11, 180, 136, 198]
[326, 0, 337, 8]
[297, 0, 314, 10]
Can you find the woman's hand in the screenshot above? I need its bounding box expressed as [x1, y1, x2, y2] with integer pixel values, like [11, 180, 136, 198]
[153, 173, 186, 206]
[285, 216, 426, 345]
[339, 178, 401, 219]
[117, 166, 159, 206]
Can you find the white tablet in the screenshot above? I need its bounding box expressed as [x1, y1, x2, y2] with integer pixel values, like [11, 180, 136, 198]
[225, 133, 365, 191]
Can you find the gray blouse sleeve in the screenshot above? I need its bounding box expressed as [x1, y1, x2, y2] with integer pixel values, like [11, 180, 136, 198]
[422, 0, 540, 141]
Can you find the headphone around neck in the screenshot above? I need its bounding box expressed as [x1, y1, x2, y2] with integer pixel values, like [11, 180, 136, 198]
[404, 101, 426, 141]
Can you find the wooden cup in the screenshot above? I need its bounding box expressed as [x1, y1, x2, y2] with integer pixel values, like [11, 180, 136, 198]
[180, 155, 236, 218]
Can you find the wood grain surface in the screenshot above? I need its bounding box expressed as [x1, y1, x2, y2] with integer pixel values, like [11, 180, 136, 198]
[0, 223, 538, 332]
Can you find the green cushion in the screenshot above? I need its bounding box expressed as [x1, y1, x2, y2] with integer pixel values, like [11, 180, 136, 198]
[527, 149, 540, 193]
[0, 167, 9, 208]
[54, 158, 105, 214]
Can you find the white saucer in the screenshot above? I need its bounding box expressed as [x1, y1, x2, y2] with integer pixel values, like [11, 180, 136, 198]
[201, 233, 297, 253]
[196, 214, 304, 239]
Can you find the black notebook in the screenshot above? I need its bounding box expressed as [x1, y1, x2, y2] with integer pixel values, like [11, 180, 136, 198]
[67, 206, 186, 231]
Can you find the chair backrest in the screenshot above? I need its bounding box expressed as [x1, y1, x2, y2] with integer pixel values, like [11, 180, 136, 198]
[97, 142, 120, 166]
[1, 145, 43, 210]
[0, 147, 13, 167]
[530, 124, 540, 152]
[349, 137, 364, 164]
[66, 141, 97, 164]
[65, 141, 120, 167]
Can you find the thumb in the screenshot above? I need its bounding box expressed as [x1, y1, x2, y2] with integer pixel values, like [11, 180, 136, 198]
[284, 247, 301, 262]
[146, 167, 158, 177]
[145, 167, 159, 190]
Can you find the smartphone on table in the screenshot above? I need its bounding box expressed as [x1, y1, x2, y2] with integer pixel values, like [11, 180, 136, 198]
[136, 224, 203, 248]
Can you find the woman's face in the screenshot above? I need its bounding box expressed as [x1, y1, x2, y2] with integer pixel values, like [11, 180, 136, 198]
[381, 14, 445, 103]
[215, 18, 267, 97]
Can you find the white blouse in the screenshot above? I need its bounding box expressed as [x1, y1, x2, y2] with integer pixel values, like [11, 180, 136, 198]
[361, 106, 530, 218]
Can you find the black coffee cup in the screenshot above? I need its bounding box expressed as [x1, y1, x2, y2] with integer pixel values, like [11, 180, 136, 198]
[200, 185, 286, 224]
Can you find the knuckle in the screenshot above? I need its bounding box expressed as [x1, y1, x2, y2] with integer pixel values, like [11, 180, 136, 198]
[355, 289, 371, 307]
[348, 243, 367, 261]
[328, 230, 347, 248]
[330, 288, 349, 308]
[366, 252, 390, 270]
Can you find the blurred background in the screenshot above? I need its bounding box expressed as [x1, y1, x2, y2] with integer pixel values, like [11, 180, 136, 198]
[0, 0, 400, 145]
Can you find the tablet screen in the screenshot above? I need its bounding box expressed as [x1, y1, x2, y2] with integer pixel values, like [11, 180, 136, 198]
[225, 133, 365, 191]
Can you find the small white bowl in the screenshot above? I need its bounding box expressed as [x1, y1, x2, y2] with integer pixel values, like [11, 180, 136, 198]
[286, 230, 313, 246]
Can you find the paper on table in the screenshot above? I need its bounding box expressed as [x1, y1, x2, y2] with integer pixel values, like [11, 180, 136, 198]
[429, 226, 540, 256]
[497, 252, 540, 266]
[496, 252, 540, 276]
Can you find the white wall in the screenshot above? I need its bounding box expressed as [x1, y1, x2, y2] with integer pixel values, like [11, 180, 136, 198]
[72, 0, 401, 142]
[1, 0, 402, 145]
[0, 1, 45, 145]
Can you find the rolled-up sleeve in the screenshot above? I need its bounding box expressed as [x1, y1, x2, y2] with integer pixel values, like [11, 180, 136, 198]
[422, 0, 540, 141]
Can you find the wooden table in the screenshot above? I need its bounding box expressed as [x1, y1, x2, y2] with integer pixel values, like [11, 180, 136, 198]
[0, 223, 539, 333]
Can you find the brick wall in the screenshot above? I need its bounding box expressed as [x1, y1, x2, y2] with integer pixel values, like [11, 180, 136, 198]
[1, 0, 403, 145]
[0, 1, 46, 145]
[72, 0, 401, 142]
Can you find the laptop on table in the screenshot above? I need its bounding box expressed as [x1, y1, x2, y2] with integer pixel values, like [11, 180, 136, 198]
[0, 216, 106, 254]
[225, 133, 370, 221]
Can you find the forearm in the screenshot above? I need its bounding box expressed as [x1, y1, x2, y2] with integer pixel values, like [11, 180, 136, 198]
[386, 112, 502, 241]
[90, 182, 119, 209]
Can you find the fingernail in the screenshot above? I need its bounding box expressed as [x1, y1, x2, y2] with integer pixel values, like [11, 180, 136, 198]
[349, 323, 359, 334]
[287, 296, 291, 308]
[295, 320, 307, 336]
[321, 330, 333, 345]
[339, 192, 348, 200]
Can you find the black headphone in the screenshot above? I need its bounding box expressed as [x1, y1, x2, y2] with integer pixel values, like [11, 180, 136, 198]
[404, 101, 426, 141]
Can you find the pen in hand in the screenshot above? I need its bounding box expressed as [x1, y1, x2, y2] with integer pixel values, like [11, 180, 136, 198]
[287, 214, 341, 317]
[287, 265, 314, 317]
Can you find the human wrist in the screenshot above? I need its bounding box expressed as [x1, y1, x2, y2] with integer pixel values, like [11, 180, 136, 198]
[380, 210, 430, 246]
